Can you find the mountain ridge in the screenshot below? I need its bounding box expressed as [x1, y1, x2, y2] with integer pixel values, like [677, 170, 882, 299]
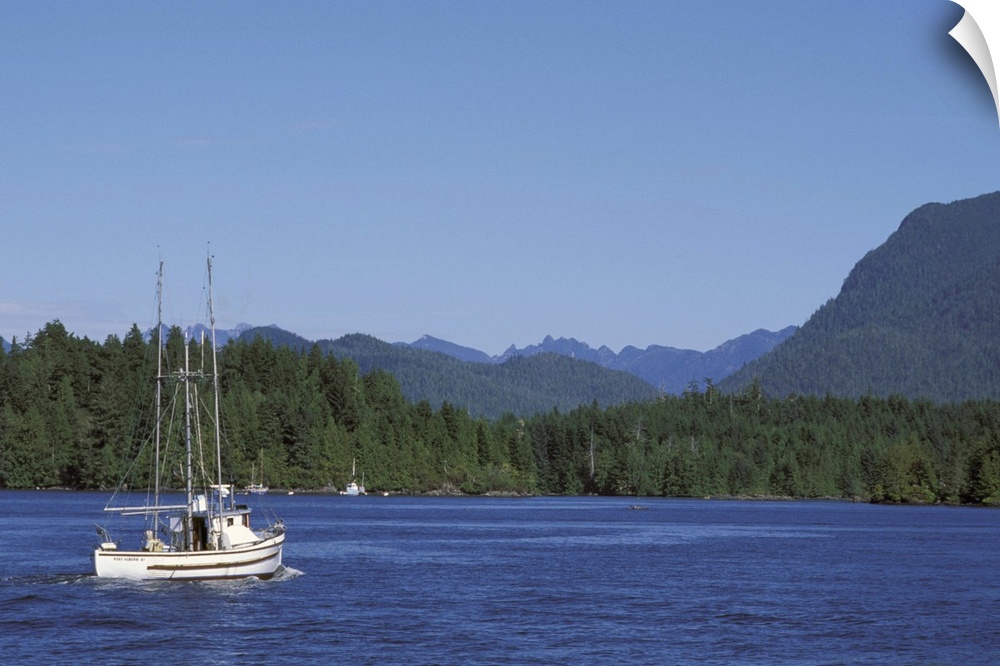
[721, 190, 1000, 401]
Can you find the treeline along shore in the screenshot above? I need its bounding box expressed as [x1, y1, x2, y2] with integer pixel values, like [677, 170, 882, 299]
[3, 321, 1000, 505]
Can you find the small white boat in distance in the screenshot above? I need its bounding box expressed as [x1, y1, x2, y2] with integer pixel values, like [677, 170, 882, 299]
[342, 480, 366, 496]
[340, 458, 366, 495]
[244, 450, 269, 495]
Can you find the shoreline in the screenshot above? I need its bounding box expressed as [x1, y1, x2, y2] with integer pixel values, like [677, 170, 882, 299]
[6, 486, 991, 507]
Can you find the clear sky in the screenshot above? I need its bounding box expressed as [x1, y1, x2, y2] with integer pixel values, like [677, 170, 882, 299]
[2, 1, 998, 355]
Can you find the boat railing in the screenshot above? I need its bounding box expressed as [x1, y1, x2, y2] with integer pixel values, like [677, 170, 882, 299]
[260, 519, 286, 539]
[95, 524, 114, 544]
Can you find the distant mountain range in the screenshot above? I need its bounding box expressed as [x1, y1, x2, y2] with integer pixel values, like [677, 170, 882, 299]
[401, 328, 797, 394]
[227, 325, 793, 419]
[721, 191, 1000, 402]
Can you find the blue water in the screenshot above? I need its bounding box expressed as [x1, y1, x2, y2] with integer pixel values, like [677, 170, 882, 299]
[2, 491, 999, 665]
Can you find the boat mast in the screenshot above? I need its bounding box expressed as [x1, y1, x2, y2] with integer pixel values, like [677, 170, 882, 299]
[154, 260, 164, 511]
[184, 339, 195, 550]
[207, 254, 225, 510]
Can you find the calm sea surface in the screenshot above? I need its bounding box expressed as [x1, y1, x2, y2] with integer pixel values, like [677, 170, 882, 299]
[2, 491, 999, 665]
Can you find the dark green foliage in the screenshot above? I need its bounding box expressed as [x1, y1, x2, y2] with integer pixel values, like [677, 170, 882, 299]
[1, 321, 1000, 504]
[722, 191, 1000, 401]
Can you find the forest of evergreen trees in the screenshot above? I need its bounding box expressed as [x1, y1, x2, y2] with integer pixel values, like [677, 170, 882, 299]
[3, 320, 1000, 506]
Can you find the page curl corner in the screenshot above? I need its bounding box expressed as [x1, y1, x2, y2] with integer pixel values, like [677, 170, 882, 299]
[949, 1, 1000, 127]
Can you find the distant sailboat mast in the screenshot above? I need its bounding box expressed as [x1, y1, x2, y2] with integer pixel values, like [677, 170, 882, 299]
[589, 427, 595, 480]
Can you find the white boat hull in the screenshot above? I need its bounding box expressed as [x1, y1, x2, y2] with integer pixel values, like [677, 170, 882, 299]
[93, 532, 285, 581]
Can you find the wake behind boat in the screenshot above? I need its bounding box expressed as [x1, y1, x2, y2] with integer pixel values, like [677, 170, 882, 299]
[93, 257, 286, 581]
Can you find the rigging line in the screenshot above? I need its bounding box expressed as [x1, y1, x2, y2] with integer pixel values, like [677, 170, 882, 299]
[107, 332, 162, 509]
[163, 380, 182, 490]
[193, 381, 215, 495]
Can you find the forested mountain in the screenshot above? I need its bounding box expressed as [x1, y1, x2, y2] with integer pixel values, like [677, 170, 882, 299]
[399, 327, 796, 393]
[239, 328, 660, 419]
[722, 191, 1000, 401]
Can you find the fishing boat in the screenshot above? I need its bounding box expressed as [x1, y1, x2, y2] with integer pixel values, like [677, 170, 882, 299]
[93, 257, 286, 581]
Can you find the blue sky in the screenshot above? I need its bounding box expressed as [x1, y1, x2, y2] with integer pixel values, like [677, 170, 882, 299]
[2, 1, 998, 355]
